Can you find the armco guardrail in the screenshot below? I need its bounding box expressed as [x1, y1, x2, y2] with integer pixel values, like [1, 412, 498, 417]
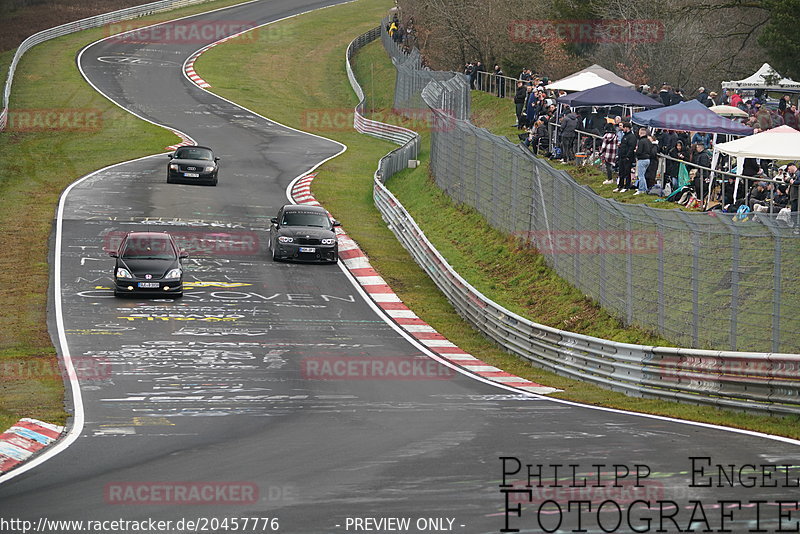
[373, 170, 800, 416]
[350, 23, 800, 415]
[345, 27, 418, 154]
[1, 0, 217, 130]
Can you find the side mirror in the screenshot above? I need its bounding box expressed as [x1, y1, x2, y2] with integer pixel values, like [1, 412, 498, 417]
[108, 251, 118, 258]
[168, 154, 173, 159]
[270, 217, 278, 225]
[214, 157, 220, 162]
[332, 220, 341, 227]
[179, 250, 189, 259]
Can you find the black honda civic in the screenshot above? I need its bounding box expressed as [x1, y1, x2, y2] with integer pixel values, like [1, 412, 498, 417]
[269, 204, 340, 263]
[109, 231, 187, 297]
[167, 145, 219, 185]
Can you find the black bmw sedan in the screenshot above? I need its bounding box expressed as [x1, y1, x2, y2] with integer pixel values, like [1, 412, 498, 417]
[109, 231, 187, 297]
[269, 204, 340, 263]
[167, 145, 219, 185]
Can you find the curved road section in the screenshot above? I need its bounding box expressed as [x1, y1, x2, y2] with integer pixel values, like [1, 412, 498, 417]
[1, 1, 799, 533]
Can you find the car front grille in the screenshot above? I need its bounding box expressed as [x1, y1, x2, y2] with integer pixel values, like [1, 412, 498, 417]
[179, 165, 205, 172]
[296, 237, 321, 245]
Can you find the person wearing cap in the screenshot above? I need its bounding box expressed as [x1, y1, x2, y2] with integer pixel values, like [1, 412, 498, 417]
[748, 181, 771, 211]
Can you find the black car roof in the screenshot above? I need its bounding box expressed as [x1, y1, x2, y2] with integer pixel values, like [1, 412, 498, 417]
[283, 204, 327, 213]
[176, 145, 213, 151]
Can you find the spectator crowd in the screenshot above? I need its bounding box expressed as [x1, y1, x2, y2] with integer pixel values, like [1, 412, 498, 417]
[469, 65, 800, 218]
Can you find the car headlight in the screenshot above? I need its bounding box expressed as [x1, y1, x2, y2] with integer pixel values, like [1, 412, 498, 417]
[321, 238, 336, 245]
[116, 268, 132, 278]
[165, 268, 182, 279]
[169, 164, 179, 170]
[277, 236, 293, 243]
[203, 166, 215, 172]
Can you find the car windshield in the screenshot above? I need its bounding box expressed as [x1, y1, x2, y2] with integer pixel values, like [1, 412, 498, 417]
[281, 211, 330, 228]
[174, 147, 213, 161]
[122, 236, 175, 260]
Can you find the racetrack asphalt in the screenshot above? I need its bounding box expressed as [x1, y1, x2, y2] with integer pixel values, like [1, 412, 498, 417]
[0, 1, 798, 532]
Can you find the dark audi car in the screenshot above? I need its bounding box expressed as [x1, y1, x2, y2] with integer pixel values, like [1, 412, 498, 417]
[167, 145, 219, 185]
[109, 231, 188, 297]
[269, 204, 340, 263]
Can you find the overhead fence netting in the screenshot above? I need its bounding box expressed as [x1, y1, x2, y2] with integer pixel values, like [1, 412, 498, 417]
[1, 0, 218, 131]
[381, 21, 800, 356]
[366, 19, 800, 413]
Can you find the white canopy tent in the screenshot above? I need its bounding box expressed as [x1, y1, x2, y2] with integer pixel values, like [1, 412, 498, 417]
[711, 125, 800, 199]
[722, 63, 800, 92]
[546, 72, 610, 92]
[548, 64, 635, 91]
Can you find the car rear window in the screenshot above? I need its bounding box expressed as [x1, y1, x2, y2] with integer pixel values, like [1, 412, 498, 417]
[175, 147, 213, 161]
[281, 212, 330, 228]
[122, 236, 175, 259]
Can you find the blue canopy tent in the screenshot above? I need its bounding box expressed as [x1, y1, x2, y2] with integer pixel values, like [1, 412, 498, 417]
[556, 83, 664, 108]
[631, 100, 753, 135]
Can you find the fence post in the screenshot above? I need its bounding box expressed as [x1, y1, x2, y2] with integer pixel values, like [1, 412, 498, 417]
[773, 236, 782, 353]
[692, 231, 701, 346]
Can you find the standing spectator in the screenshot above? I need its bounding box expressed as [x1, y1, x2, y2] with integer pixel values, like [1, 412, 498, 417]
[696, 87, 710, 106]
[634, 127, 653, 195]
[645, 134, 660, 190]
[729, 90, 743, 109]
[787, 163, 799, 212]
[493, 64, 506, 98]
[659, 84, 672, 107]
[615, 123, 636, 192]
[514, 81, 527, 128]
[779, 94, 792, 113]
[665, 140, 689, 189]
[559, 109, 579, 163]
[671, 88, 686, 105]
[691, 131, 712, 148]
[600, 123, 619, 185]
[690, 143, 711, 199]
[707, 92, 718, 107]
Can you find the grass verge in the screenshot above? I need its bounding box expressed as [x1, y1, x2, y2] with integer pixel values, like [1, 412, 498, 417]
[0, 0, 261, 432]
[195, 0, 800, 436]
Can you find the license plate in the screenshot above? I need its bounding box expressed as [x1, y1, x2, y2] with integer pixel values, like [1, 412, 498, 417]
[184, 173, 200, 177]
[299, 247, 316, 253]
[138, 282, 160, 288]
